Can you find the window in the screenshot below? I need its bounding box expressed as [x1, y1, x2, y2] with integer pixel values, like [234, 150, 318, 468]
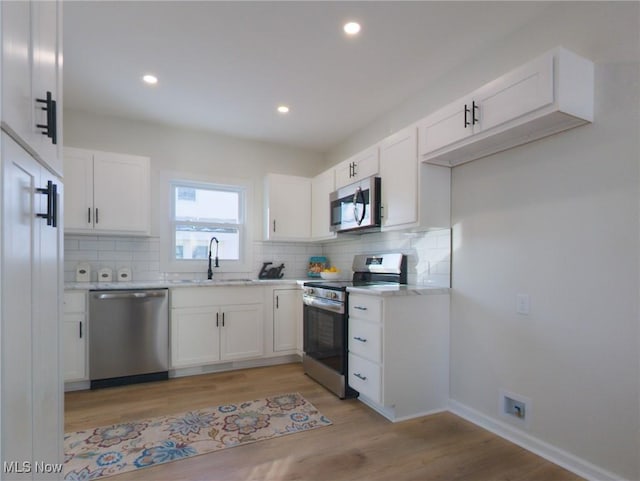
[171, 181, 245, 264]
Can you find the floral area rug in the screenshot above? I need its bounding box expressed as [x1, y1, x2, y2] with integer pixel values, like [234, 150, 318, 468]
[64, 392, 331, 480]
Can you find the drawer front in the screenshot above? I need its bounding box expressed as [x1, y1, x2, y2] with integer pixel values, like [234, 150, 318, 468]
[64, 291, 86, 313]
[348, 295, 382, 322]
[348, 353, 381, 403]
[171, 286, 263, 308]
[349, 318, 382, 363]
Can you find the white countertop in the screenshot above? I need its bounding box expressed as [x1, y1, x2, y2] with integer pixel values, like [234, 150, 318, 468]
[64, 278, 304, 290]
[347, 284, 450, 297]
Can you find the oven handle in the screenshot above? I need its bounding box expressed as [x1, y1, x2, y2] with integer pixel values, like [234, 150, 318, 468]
[303, 294, 345, 314]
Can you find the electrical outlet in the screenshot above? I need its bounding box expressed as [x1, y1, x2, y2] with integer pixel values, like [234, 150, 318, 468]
[516, 293, 530, 315]
[499, 389, 531, 428]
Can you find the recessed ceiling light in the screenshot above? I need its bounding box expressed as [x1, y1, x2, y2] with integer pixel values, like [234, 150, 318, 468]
[277, 105, 290, 114]
[343, 22, 361, 35]
[142, 74, 158, 85]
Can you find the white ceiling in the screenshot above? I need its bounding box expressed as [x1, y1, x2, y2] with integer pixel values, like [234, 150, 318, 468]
[63, 1, 551, 153]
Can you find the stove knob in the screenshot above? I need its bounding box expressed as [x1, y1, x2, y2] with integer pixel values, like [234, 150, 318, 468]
[306, 288, 315, 295]
[330, 292, 338, 300]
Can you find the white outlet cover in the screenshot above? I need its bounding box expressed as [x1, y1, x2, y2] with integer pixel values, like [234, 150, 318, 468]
[516, 293, 530, 315]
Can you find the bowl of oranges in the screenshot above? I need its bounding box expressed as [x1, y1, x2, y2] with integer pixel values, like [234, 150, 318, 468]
[320, 267, 341, 280]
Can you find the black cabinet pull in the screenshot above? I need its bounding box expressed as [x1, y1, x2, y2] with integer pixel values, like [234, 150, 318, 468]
[35, 91, 57, 145]
[352, 161, 357, 177]
[95, 208, 99, 224]
[222, 312, 225, 327]
[88, 207, 92, 224]
[472, 101, 479, 125]
[349, 162, 353, 178]
[36, 180, 58, 227]
[79, 322, 83, 339]
[464, 104, 471, 128]
[216, 312, 219, 327]
[273, 219, 276, 232]
[276, 296, 279, 309]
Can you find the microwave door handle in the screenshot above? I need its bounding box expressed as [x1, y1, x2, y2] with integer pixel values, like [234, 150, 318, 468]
[353, 187, 366, 225]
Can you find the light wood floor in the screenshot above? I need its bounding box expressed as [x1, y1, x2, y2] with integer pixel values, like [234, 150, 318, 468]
[65, 363, 583, 481]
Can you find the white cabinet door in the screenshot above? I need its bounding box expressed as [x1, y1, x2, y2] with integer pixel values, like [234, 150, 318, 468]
[311, 169, 336, 240]
[418, 96, 474, 156]
[2, 133, 63, 475]
[335, 146, 379, 189]
[264, 174, 311, 240]
[1, 1, 62, 176]
[472, 53, 553, 133]
[1, 1, 32, 146]
[30, 0, 62, 174]
[273, 289, 300, 352]
[220, 304, 264, 360]
[380, 126, 418, 229]
[64, 148, 94, 231]
[171, 307, 220, 368]
[93, 151, 150, 234]
[63, 313, 86, 382]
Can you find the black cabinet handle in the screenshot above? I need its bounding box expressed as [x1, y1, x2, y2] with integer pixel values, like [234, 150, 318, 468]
[349, 162, 353, 178]
[216, 312, 219, 327]
[464, 103, 471, 128]
[276, 296, 279, 309]
[352, 162, 357, 177]
[95, 208, 99, 224]
[88, 207, 91, 224]
[36, 180, 58, 227]
[472, 101, 479, 125]
[273, 219, 276, 232]
[35, 91, 57, 145]
[222, 312, 225, 327]
[79, 322, 83, 339]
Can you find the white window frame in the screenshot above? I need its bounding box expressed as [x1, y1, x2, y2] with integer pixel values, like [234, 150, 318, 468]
[160, 171, 253, 274]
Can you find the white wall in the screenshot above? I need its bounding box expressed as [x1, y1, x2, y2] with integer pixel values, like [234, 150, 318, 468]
[326, 2, 640, 480]
[63, 110, 325, 279]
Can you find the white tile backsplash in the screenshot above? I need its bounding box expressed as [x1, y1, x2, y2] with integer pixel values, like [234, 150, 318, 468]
[64, 230, 451, 286]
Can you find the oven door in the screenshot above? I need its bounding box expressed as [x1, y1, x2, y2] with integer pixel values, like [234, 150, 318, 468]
[302, 294, 345, 374]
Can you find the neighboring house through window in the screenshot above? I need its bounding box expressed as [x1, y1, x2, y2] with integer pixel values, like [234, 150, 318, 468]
[170, 180, 246, 268]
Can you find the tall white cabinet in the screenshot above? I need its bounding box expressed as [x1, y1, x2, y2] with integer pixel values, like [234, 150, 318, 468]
[1, 134, 63, 478]
[1, 0, 64, 476]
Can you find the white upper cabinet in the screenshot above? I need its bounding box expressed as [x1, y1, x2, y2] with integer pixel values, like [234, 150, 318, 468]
[64, 147, 151, 235]
[311, 168, 337, 240]
[419, 47, 594, 167]
[335, 146, 379, 189]
[379, 126, 419, 229]
[1, 0, 62, 176]
[264, 173, 311, 241]
[379, 126, 451, 231]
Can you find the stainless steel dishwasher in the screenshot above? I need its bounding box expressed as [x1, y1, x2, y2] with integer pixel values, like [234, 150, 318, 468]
[89, 289, 169, 389]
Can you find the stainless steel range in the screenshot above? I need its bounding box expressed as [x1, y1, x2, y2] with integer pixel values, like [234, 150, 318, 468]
[302, 253, 407, 398]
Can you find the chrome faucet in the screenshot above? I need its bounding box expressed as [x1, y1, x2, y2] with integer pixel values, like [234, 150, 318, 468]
[207, 236, 219, 280]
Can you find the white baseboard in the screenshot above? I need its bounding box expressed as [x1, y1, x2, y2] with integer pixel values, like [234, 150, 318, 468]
[448, 399, 627, 481]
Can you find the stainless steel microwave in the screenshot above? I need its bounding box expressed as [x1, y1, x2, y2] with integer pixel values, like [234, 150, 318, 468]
[329, 176, 381, 233]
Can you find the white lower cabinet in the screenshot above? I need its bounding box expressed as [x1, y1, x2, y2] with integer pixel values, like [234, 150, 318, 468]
[63, 291, 88, 382]
[273, 288, 301, 353]
[170, 287, 264, 368]
[348, 292, 450, 421]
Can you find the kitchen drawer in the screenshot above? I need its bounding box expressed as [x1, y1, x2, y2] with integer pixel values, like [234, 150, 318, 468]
[64, 291, 86, 313]
[348, 353, 381, 403]
[349, 318, 382, 363]
[349, 294, 382, 323]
